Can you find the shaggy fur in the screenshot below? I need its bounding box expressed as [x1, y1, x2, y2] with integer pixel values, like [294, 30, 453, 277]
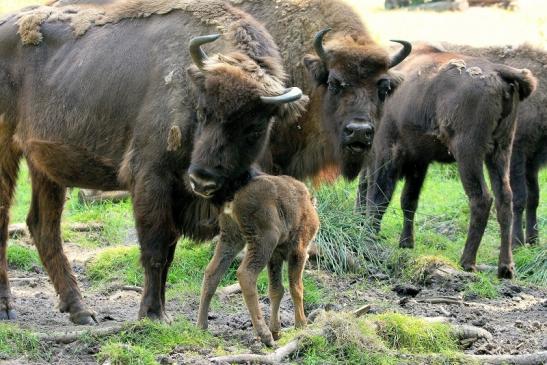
[366, 45, 537, 279]
[0, 0, 304, 324]
[37, 0, 409, 182]
[197, 172, 319, 346]
[443, 43, 546, 246]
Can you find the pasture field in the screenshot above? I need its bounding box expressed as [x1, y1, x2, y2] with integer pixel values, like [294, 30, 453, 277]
[0, 1, 546, 364]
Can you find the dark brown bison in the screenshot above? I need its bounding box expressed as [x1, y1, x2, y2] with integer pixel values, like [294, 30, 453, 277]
[47, 0, 413, 183]
[366, 43, 537, 279]
[197, 171, 319, 346]
[0, 0, 304, 324]
[444, 43, 546, 246]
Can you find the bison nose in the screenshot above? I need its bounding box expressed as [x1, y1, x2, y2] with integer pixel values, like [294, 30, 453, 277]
[188, 166, 220, 198]
[343, 121, 375, 153]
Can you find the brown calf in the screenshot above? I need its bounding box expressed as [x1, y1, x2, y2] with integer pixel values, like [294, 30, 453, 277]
[197, 172, 319, 346]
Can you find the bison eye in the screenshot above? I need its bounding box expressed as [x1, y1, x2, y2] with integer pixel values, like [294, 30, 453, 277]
[327, 78, 348, 94]
[377, 78, 392, 102]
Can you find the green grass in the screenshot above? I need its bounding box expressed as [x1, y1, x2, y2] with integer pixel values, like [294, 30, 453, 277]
[0, 323, 47, 361]
[464, 272, 500, 299]
[94, 318, 220, 365]
[6, 243, 41, 271]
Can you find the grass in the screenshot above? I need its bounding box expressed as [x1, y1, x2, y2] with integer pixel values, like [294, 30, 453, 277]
[93, 318, 221, 365]
[282, 311, 464, 365]
[0, 323, 47, 361]
[6, 244, 41, 271]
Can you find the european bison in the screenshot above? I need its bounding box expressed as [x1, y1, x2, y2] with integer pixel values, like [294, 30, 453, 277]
[366, 43, 537, 279]
[197, 170, 319, 346]
[0, 0, 304, 324]
[47, 0, 413, 182]
[444, 43, 546, 246]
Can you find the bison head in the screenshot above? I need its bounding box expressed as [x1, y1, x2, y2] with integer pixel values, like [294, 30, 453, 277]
[187, 35, 305, 200]
[303, 29, 411, 179]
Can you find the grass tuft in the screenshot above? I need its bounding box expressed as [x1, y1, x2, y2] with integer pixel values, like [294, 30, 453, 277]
[464, 272, 500, 299]
[97, 343, 157, 365]
[371, 312, 458, 354]
[403, 255, 459, 284]
[7, 244, 41, 271]
[515, 246, 547, 286]
[0, 323, 47, 361]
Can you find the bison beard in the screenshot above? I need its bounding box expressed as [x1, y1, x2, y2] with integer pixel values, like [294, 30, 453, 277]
[366, 44, 537, 279]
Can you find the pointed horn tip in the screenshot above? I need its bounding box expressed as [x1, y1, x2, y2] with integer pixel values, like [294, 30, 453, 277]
[260, 87, 303, 105]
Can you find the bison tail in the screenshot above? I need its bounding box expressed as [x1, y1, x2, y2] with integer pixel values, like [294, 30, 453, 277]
[496, 66, 538, 101]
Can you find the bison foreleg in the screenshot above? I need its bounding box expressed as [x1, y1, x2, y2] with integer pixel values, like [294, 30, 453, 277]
[26, 166, 96, 325]
[197, 224, 244, 330]
[237, 229, 279, 347]
[0, 141, 21, 320]
[399, 164, 429, 249]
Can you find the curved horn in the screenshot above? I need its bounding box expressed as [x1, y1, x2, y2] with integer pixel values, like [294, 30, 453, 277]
[314, 28, 332, 63]
[260, 87, 303, 105]
[189, 34, 221, 70]
[388, 40, 412, 68]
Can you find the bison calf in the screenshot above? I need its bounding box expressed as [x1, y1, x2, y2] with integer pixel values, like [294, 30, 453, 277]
[197, 172, 319, 346]
[444, 44, 546, 246]
[367, 44, 537, 279]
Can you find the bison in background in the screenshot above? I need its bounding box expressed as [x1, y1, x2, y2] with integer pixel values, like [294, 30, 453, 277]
[444, 43, 546, 246]
[0, 0, 304, 324]
[366, 43, 537, 279]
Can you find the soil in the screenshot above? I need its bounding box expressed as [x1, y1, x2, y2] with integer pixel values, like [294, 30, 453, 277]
[1, 242, 546, 364]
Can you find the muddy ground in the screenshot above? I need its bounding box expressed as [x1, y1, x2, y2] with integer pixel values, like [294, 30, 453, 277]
[1, 241, 546, 365]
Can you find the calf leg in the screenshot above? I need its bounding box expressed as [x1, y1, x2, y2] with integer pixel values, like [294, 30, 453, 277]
[288, 249, 307, 329]
[0, 143, 20, 320]
[525, 164, 540, 245]
[237, 229, 279, 347]
[133, 174, 179, 321]
[510, 152, 526, 246]
[456, 153, 492, 273]
[27, 166, 95, 324]
[267, 252, 284, 340]
[197, 222, 244, 329]
[486, 151, 515, 279]
[399, 164, 428, 249]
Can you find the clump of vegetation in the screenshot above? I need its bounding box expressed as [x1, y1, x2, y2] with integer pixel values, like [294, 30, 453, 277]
[515, 246, 547, 286]
[403, 255, 459, 284]
[7, 244, 41, 271]
[313, 179, 394, 276]
[0, 323, 47, 361]
[96, 318, 220, 364]
[371, 312, 458, 354]
[464, 272, 500, 299]
[97, 343, 156, 365]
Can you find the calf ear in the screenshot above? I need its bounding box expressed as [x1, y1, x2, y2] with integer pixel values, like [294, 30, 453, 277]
[303, 55, 328, 85]
[187, 65, 206, 92]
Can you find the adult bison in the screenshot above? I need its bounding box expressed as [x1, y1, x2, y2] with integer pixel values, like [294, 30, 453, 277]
[47, 0, 413, 181]
[366, 43, 537, 279]
[444, 43, 546, 246]
[0, 0, 304, 324]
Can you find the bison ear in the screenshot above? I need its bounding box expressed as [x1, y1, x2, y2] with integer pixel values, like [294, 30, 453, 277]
[303, 55, 328, 85]
[187, 65, 206, 92]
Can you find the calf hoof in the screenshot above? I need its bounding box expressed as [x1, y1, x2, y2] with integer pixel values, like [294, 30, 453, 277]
[271, 331, 280, 341]
[497, 264, 515, 280]
[399, 239, 414, 249]
[70, 309, 98, 325]
[0, 298, 16, 320]
[197, 319, 208, 330]
[258, 331, 275, 347]
[460, 261, 477, 272]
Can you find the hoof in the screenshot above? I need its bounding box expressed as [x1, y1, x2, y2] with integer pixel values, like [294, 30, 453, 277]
[259, 332, 275, 347]
[271, 331, 280, 341]
[0, 309, 17, 320]
[399, 240, 414, 249]
[70, 309, 98, 325]
[497, 264, 515, 280]
[461, 262, 477, 272]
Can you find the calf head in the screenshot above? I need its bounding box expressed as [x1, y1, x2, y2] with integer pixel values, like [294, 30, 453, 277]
[187, 35, 304, 199]
[304, 29, 410, 179]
